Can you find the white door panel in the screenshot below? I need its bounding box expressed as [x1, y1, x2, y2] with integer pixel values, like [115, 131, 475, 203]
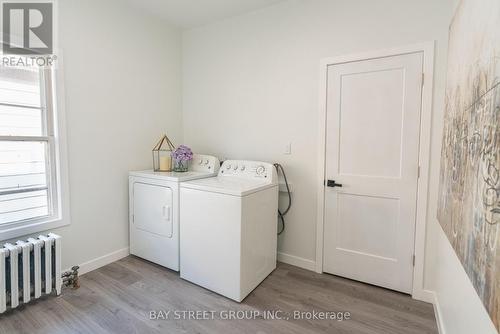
[323, 52, 423, 293]
[337, 68, 405, 178]
[336, 194, 399, 260]
[133, 182, 173, 238]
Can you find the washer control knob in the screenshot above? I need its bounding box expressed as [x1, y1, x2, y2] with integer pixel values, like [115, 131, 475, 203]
[199, 159, 203, 165]
[233, 165, 238, 170]
[226, 164, 231, 170]
[240, 165, 246, 171]
[204, 159, 209, 165]
[256, 165, 265, 175]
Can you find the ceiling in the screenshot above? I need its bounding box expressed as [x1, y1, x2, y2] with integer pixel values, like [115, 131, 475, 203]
[126, 0, 284, 29]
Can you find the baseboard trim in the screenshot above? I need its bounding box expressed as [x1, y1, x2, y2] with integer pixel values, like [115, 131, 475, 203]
[277, 252, 316, 271]
[64, 247, 130, 275]
[414, 289, 443, 333]
[431, 291, 445, 334]
[413, 288, 436, 304]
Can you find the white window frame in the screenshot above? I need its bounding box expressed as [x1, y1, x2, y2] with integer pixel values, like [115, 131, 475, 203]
[0, 57, 70, 241]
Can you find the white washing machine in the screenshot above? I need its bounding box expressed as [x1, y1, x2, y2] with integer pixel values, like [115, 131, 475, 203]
[180, 160, 278, 302]
[129, 154, 220, 270]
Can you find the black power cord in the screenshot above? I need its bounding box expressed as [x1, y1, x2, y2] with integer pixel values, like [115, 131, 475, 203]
[274, 163, 291, 235]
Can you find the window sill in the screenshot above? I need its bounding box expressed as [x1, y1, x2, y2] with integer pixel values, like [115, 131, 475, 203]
[0, 216, 70, 242]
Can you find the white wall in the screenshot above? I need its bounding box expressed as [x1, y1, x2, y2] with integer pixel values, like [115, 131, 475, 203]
[57, 0, 182, 270]
[433, 227, 497, 333]
[11, 0, 182, 271]
[183, 0, 498, 332]
[182, 0, 453, 274]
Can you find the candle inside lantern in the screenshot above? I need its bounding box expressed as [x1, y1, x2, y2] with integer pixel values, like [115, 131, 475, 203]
[159, 156, 171, 171]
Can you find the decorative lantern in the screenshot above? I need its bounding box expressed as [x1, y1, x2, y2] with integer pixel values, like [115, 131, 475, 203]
[152, 134, 175, 172]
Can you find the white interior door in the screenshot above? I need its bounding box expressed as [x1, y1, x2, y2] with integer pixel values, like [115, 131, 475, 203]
[323, 52, 423, 293]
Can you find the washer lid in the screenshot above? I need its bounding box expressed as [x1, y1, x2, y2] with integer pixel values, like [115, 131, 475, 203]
[129, 170, 217, 182]
[180, 177, 277, 197]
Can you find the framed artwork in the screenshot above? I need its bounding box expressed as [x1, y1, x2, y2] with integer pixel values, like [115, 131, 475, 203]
[438, 0, 500, 329]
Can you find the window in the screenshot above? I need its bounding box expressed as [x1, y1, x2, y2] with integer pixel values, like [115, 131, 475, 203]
[0, 61, 68, 239]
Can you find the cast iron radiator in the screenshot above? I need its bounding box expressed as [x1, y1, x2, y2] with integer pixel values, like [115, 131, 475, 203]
[0, 233, 61, 313]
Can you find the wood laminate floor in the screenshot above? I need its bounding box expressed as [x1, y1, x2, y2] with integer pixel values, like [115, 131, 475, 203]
[0, 256, 437, 334]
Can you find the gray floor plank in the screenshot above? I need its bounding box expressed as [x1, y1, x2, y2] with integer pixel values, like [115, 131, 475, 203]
[0, 256, 438, 334]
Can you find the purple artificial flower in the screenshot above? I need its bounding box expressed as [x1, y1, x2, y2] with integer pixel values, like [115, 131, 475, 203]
[171, 145, 193, 162]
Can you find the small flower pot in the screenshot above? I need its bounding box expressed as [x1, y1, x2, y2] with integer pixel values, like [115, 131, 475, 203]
[173, 159, 189, 172]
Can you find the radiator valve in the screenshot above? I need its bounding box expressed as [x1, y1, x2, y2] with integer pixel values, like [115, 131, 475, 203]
[62, 266, 80, 289]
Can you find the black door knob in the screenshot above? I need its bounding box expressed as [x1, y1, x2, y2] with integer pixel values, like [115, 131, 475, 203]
[326, 180, 343, 187]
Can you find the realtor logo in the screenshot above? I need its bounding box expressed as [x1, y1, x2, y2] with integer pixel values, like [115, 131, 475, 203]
[2, 2, 53, 54]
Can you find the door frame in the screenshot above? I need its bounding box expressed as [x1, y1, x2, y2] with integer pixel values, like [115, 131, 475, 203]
[315, 42, 435, 302]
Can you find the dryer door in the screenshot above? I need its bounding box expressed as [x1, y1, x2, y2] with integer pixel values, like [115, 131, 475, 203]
[133, 182, 173, 238]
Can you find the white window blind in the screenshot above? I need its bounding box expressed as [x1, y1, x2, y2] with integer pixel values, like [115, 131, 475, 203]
[0, 64, 57, 226]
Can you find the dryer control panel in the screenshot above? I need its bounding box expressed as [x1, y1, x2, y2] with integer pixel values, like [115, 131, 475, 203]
[218, 160, 277, 183]
[190, 154, 221, 173]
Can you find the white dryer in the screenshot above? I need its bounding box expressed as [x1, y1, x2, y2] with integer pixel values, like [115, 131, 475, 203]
[129, 154, 220, 270]
[180, 160, 278, 302]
